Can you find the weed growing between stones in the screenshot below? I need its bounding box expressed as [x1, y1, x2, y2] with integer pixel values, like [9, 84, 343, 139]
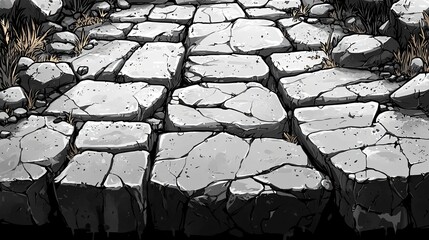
[283, 132, 298, 144]
[292, 4, 309, 20]
[320, 32, 337, 69]
[352, 0, 392, 35]
[23, 89, 39, 110]
[394, 26, 429, 78]
[74, 31, 90, 55]
[74, 11, 108, 30]
[0, 18, 49, 89]
[66, 0, 95, 15]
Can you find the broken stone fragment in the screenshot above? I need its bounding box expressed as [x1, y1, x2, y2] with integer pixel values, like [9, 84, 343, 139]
[165, 82, 288, 138]
[332, 34, 400, 69]
[149, 132, 330, 235]
[148, 4, 196, 25]
[56, 150, 150, 233]
[20, 62, 75, 94]
[187, 18, 291, 56]
[0, 86, 27, 110]
[390, 73, 429, 112]
[44, 80, 167, 121]
[0, 115, 73, 225]
[119, 42, 185, 89]
[193, 3, 245, 23]
[75, 121, 154, 153]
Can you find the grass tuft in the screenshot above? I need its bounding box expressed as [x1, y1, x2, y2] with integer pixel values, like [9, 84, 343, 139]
[292, 4, 309, 20]
[320, 32, 337, 69]
[394, 27, 429, 77]
[0, 19, 50, 89]
[66, 0, 95, 15]
[23, 89, 39, 110]
[74, 11, 107, 30]
[74, 31, 90, 56]
[283, 132, 298, 144]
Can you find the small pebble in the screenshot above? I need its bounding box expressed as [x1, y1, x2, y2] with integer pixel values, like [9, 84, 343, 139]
[8, 116, 17, 123]
[83, 43, 94, 50]
[37, 93, 45, 101]
[35, 100, 47, 108]
[13, 108, 27, 118]
[380, 72, 391, 78]
[77, 66, 89, 76]
[0, 130, 11, 138]
[388, 75, 397, 82]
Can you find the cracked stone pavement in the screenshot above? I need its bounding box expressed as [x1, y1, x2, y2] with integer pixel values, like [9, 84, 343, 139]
[1, 0, 429, 237]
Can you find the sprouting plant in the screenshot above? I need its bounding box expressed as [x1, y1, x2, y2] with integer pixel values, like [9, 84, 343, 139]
[74, 30, 90, 56]
[283, 132, 298, 144]
[394, 28, 429, 77]
[64, 110, 75, 125]
[66, 140, 79, 161]
[320, 32, 337, 69]
[23, 89, 39, 110]
[74, 13, 107, 30]
[292, 4, 309, 20]
[40, 54, 60, 63]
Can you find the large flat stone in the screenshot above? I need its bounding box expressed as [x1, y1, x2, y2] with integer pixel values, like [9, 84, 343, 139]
[127, 22, 185, 43]
[278, 68, 402, 109]
[87, 22, 133, 41]
[110, 4, 154, 23]
[267, 51, 326, 79]
[293, 101, 429, 232]
[118, 42, 185, 89]
[165, 82, 287, 138]
[187, 19, 292, 56]
[56, 150, 150, 233]
[285, 22, 345, 50]
[149, 132, 330, 235]
[70, 40, 139, 81]
[0, 115, 73, 225]
[245, 7, 288, 21]
[75, 121, 154, 153]
[193, 3, 245, 23]
[391, 73, 429, 112]
[148, 4, 196, 25]
[184, 54, 269, 84]
[44, 80, 167, 121]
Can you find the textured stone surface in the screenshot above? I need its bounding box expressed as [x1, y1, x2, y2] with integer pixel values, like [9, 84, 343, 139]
[44, 80, 166, 121]
[127, 22, 185, 43]
[0, 115, 73, 225]
[87, 22, 133, 40]
[75, 121, 154, 153]
[184, 54, 269, 84]
[56, 150, 150, 233]
[332, 34, 400, 69]
[238, 0, 301, 11]
[391, 73, 429, 112]
[148, 4, 196, 24]
[149, 132, 330, 235]
[389, 0, 429, 46]
[293, 101, 429, 232]
[20, 62, 75, 94]
[187, 19, 292, 56]
[71, 40, 139, 81]
[70, 40, 139, 81]
[267, 51, 326, 79]
[119, 42, 185, 88]
[245, 7, 288, 21]
[285, 22, 345, 50]
[0, 86, 27, 109]
[18, 0, 63, 22]
[278, 68, 402, 109]
[110, 4, 154, 23]
[165, 82, 287, 138]
[193, 3, 245, 23]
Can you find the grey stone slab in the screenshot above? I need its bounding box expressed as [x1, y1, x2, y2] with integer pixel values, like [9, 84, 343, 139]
[44, 80, 167, 121]
[110, 5, 154, 23]
[127, 22, 185, 43]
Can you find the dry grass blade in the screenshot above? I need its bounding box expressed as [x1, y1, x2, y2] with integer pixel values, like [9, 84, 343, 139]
[283, 132, 298, 144]
[292, 4, 309, 20]
[23, 89, 39, 110]
[74, 14, 106, 30]
[39, 54, 60, 63]
[320, 31, 337, 69]
[67, 140, 79, 161]
[74, 31, 90, 56]
[394, 27, 429, 77]
[14, 21, 49, 60]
